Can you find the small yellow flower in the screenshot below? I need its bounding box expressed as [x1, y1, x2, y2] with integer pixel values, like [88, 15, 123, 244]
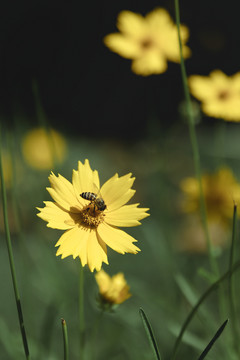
[188, 70, 240, 121]
[0, 151, 12, 189]
[104, 8, 191, 76]
[95, 269, 131, 307]
[22, 127, 67, 170]
[180, 167, 240, 224]
[37, 159, 149, 272]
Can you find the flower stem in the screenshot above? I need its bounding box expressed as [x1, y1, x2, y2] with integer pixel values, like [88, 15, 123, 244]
[0, 126, 30, 359]
[228, 203, 240, 355]
[174, 0, 218, 277]
[79, 263, 85, 359]
[61, 318, 69, 360]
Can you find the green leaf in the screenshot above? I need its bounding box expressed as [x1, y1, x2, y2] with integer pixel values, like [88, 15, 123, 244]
[139, 308, 161, 360]
[197, 319, 228, 360]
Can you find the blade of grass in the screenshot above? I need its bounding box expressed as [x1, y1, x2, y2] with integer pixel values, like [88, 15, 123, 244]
[171, 259, 240, 360]
[139, 308, 161, 360]
[174, 0, 218, 277]
[61, 318, 69, 360]
[228, 203, 240, 354]
[197, 319, 228, 360]
[0, 126, 30, 359]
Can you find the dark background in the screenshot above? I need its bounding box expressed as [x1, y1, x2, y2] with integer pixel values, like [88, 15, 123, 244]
[0, 0, 239, 139]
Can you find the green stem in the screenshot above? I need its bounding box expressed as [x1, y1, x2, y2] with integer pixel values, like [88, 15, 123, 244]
[171, 259, 240, 360]
[61, 318, 69, 360]
[228, 203, 240, 354]
[79, 263, 85, 359]
[174, 0, 218, 277]
[32, 79, 58, 168]
[0, 127, 30, 359]
[139, 308, 161, 360]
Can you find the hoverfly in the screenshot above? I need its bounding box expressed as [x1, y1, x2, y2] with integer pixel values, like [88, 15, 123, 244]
[80, 184, 106, 212]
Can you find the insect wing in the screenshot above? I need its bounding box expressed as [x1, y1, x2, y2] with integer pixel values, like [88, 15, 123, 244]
[92, 182, 103, 199]
[92, 182, 107, 211]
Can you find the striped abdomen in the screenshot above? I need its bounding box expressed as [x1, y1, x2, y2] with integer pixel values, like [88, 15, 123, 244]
[80, 192, 97, 201]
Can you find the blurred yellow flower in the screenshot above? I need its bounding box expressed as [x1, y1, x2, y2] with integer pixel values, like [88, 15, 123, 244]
[0, 151, 12, 189]
[180, 167, 240, 224]
[177, 215, 230, 253]
[188, 70, 240, 121]
[37, 159, 149, 272]
[95, 269, 131, 307]
[22, 127, 66, 170]
[104, 8, 191, 76]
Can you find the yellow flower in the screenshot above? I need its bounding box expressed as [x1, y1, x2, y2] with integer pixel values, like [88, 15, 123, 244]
[95, 269, 131, 307]
[22, 127, 67, 170]
[104, 8, 191, 76]
[180, 167, 240, 224]
[37, 159, 149, 272]
[0, 151, 12, 189]
[188, 70, 240, 121]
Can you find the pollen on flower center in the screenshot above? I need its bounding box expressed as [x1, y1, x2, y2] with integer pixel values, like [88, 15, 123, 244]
[80, 204, 105, 228]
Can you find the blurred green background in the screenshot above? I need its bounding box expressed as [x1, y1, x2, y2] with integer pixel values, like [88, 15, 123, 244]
[1, 0, 240, 359]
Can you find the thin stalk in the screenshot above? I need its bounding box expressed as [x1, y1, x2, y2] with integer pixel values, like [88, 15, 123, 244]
[197, 319, 228, 360]
[174, 0, 218, 277]
[139, 308, 161, 360]
[0, 127, 30, 359]
[79, 263, 85, 359]
[228, 203, 240, 354]
[61, 318, 69, 360]
[171, 259, 240, 360]
[32, 79, 58, 168]
[7, 130, 24, 242]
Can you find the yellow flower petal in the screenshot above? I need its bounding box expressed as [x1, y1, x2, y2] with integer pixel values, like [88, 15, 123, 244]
[146, 8, 172, 28]
[56, 226, 90, 267]
[162, 25, 191, 62]
[56, 226, 108, 272]
[188, 75, 218, 101]
[56, 226, 85, 257]
[232, 72, 240, 91]
[116, 10, 147, 37]
[131, 52, 167, 75]
[47, 172, 82, 212]
[203, 98, 240, 121]
[104, 34, 142, 59]
[95, 270, 111, 293]
[105, 204, 150, 227]
[72, 159, 100, 205]
[97, 222, 140, 254]
[101, 173, 135, 211]
[37, 201, 77, 229]
[87, 231, 108, 272]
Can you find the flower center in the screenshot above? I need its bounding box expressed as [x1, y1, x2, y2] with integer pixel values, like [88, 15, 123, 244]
[218, 89, 230, 100]
[80, 204, 105, 228]
[140, 37, 154, 50]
